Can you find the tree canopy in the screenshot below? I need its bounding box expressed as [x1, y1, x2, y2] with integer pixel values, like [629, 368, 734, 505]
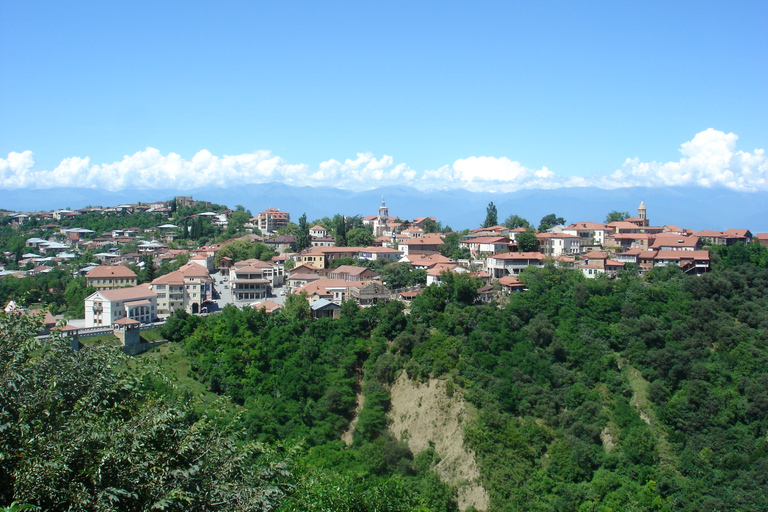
[538, 213, 566, 231]
[605, 210, 629, 223]
[483, 201, 498, 228]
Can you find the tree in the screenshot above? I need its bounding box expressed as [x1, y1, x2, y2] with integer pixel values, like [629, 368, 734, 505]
[0, 311, 293, 510]
[483, 202, 498, 228]
[538, 213, 565, 231]
[296, 213, 311, 252]
[605, 210, 629, 223]
[347, 228, 375, 247]
[516, 231, 539, 252]
[332, 214, 348, 247]
[503, 214, 531, 229]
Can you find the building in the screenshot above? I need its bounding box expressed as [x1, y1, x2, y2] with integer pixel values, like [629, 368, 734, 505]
[255, 208, 290, 233]
[536, 233, 581, 257]
[485, 252, 546, 278]
[150, 263, 211, 316]
[86, 265, 138, 291]
[459, 237, 512, 256]
[84, 285, 157, 327]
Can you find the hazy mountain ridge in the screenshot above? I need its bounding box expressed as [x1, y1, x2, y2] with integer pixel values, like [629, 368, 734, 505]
[1, 184, 766, 232]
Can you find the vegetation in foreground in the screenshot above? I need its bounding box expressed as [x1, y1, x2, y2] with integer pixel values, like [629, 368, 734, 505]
[1, 242, 767, 511]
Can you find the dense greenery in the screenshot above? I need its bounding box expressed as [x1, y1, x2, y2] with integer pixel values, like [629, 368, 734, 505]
[167, 243, 768, 511]
[0, 312, 294, 510]
[4, 241, 767, 510]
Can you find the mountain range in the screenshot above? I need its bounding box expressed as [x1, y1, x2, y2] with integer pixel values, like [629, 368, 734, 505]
[1, 184, 766, 233]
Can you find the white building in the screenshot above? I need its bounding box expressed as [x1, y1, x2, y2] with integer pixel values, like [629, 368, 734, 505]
[84, 285, 157, 327]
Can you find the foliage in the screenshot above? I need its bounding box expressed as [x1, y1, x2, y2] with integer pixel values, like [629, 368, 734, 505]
[379, 262, 427, 289]
[0, 311, 294, 510]
[503, 214, 531, 229]
[515, 230, 539, 252]
[483, 202, 498, 228]
[347, 227, 375, 247]
[538, 213, 566, 231]
[296, 213, 311, 252]
[605, 210, 629, 223]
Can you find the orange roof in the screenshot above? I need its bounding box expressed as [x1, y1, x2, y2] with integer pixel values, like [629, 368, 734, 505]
[86, 265, 137, 279]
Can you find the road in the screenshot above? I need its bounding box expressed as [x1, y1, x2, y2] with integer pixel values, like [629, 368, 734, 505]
[205, 270, 287, 313]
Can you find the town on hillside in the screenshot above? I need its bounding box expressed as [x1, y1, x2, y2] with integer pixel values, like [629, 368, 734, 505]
[1, 196, 766, 345]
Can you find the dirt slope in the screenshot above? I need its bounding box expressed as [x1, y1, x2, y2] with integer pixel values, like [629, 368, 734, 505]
[388, 372, 489, 511]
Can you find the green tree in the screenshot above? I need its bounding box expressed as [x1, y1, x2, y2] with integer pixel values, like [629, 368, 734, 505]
[516, 230, 539, 252]
[483, 201, 498, 228]
[332, 214, 348, 247]
[538, 213, 565, 231]
[347, 227, 375, 247]
[296, 213, 311, 252]
[0, 311, 293, 510]
[503, 214, 531, 229]
[605, 210, 629, 223]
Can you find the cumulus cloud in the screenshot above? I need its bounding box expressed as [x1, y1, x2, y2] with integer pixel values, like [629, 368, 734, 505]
[1, 129, 766, 192]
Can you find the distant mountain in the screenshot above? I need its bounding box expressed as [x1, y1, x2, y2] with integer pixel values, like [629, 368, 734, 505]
[1, 184, 766, 232]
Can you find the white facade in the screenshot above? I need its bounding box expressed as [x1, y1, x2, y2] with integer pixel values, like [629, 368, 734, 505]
[84, 286, 157, 327]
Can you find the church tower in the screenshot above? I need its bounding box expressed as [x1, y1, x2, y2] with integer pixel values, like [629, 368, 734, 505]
[376, 197, 389, 237]
[638, 201, 648, 227]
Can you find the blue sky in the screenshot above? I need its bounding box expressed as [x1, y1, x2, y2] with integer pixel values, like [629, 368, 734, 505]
[1, 1, 766, 192]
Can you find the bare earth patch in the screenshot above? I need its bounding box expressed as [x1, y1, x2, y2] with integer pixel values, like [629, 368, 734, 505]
[388, 372, 489, 511]
[341, 392, 364, 446]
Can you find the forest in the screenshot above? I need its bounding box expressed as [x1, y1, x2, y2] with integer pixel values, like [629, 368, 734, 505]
[2, 242, 767, 511]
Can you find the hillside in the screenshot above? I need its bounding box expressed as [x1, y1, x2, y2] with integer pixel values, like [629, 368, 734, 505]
[4, 243, 767, 511]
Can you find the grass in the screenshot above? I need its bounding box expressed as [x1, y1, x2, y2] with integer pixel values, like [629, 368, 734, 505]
[137, 342, 231, 410]
[619, 356, 676, 468]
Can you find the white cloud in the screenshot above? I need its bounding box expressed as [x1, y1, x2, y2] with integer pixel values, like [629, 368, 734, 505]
[1, 129, 766, 192]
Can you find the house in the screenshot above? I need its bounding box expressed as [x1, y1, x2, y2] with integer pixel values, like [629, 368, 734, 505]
[86, 265, 138, 291]
[311, 235, 336, 247]
[228, 264, 272, 302]
[398, 235, 444, 256]
[254, 208, 290, 233]
[150, 263, 211, 316]
[485, 252, 546, 278]
[498, 275, 525, 292]
[293, 278, 368, 304]
[358, 246, 404, 262]
[229, 259, 284, 286]
[459, 237, 511, 256]
[756, 233, 768, 248]
[536, 233, 580, 257]
[426, 264, 469, 286]
[578, 251, 625, 278]
[310, 299, 341, 319]
[561, 222, 610, 250]
[324, 265, 379, 282]
[401, 253, 456, 270]
[348, 282, 391, 306]
[309, 225, 327, 237]
[264, 234, 296, 253]
[650, 235, 700, 251]
[296, 247, 363, 269]
[84, 285, 157, 327]
[251, 300, 283, 314]
[605, 233, 652, 252]
[692, 229, 753, 246]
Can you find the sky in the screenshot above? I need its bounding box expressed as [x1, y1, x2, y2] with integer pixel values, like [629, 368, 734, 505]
[1, 1, 767, 194]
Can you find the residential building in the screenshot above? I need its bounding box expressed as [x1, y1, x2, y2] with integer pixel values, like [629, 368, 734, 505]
[84, 285, 157, 327]
[398, 235, 444, 256]
[459, 236, 512, 256]
[536, 233, 580, 257]
[150, 263, 211, 316]
[255, 208, 290, 233]
[485, 252, 546, 278]
[86, 265, 138, 291]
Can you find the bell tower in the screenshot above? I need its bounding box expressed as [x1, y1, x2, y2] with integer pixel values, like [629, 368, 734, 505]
[638, 201, 648, 227]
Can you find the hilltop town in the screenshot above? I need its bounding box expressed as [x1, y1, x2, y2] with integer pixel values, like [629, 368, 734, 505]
[1, 196, 766, 340]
